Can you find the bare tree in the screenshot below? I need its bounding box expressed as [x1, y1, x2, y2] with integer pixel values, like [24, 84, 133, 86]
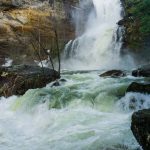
[30, 30, 55, 72]
[54, 25, 61, 75]
[11, 2, 62, 76]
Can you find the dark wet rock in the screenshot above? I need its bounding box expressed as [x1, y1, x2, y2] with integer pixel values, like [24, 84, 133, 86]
[117, 19, 126, 26]
[126, 82, 150, 94]
[59, 79, 67, 82]
[0, 65, 60, 97]
[52, 81, 60, 87]
[0, 56, 5, 65]
[100, 70, 126, 78]
[131, 109, 150, 150]
[132, 64, 150, 77]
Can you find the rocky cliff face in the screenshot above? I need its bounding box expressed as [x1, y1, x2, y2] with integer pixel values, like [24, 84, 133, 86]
[120, 0, 150, 63]
[0, 0, 78, 65]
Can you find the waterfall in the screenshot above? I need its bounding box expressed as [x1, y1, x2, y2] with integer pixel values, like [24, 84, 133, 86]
[0, 1, 145, 149]
[62, 0, 134, 70]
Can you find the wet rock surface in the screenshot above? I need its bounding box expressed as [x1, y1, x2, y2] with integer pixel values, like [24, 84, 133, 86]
[51, 81, 60, 87]
[0, 65, 60, 97]
[126, 82, 150, 94]
[131, 109, 150, 150]
[127, 78, 150, 149]
[100, 70, 126, 78]
[132, 65, 150, 77]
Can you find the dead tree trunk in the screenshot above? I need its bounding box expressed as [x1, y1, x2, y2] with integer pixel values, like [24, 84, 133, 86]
[54, 29, 61, 75]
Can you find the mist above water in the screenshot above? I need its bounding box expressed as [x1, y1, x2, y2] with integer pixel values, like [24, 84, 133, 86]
[62, 0, 135, 70]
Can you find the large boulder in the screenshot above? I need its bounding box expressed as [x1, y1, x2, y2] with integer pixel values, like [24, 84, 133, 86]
[132, 64, 150, 77]
[126, 82, 150, 94]
[0, 65, 60, 97]
[100, 70, 125, 78]
[131, 109, 150, 150]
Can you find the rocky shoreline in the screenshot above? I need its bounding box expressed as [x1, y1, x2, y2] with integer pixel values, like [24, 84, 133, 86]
[0, 64, 60, 97]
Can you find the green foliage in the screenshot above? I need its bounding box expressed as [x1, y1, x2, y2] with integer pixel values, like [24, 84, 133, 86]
[140, 15, 150, 35]
[127, 0, 150, 36]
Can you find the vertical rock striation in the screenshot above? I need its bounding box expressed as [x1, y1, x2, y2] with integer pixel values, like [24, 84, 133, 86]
[0, 0, 78, 64]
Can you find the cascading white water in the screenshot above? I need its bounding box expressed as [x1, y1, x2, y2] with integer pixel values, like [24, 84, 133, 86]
[0, 72, 147, 150]
[62, 0, 134, 70]
[1, 1, 148, 150]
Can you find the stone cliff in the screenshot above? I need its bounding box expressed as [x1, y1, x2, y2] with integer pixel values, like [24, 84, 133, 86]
[120, 0, 150, 63]
[0, 0, 78, 65]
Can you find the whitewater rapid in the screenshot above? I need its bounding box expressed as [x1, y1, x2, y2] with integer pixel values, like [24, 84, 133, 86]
[0, 71, 149, 150]
[0, 0, 147, 150]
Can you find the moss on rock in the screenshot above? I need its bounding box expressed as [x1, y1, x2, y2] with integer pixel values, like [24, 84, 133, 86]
[121, 0, 150, 51]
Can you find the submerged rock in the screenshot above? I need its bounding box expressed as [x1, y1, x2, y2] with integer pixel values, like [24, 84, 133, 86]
[0, 65, 60, 97]
[131, 109, 150, 150]
[51, 81, 60, 87]
[100, 70, 125, 78]
[59, 78, 67, 82]
[132, 64, 150, 77]
[126, 82, 150, 94]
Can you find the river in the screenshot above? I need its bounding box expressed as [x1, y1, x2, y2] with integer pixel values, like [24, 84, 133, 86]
[0, 0, 148, 149]
[0, 70, 148, 150]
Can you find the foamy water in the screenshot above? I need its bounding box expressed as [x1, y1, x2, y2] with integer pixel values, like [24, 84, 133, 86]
[62, 0, 135, 70]
[0, 71, 147, 150]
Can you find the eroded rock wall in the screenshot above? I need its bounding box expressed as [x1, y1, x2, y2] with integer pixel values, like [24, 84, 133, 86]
[120, 0, 150, 63]
[0, 0, 78, 65]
